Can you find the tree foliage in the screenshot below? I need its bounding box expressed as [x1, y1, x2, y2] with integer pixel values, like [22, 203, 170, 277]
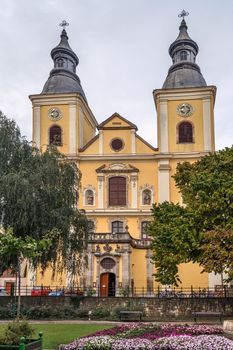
[0, 111, 88, 277]
[149, 146, 233, 285]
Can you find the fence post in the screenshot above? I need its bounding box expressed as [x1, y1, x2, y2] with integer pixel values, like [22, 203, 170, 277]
[38, 332, 43, 350]
[19, 337, 26, 350]
[191, 285, 193, 298]
[224, 285, 227, 298]
[157, 285, 160, 298]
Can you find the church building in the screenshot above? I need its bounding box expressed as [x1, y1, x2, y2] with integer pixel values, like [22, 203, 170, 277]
[28, 14, 218, 296]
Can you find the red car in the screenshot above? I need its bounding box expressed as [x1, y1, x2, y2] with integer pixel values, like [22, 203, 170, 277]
[31, 286, 51, 296]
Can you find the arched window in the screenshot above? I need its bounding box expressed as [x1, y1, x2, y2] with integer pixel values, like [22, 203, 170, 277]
[109, 177, 126, 206]
[112, 221, 124, 234]
[180, 51, 188, 60]
[85, 189, 94, 205]
[141, 221, 150, 240]
[142, 189, 152, 205]
[178, 122, 193, 143]
[49, 125, 62, 146]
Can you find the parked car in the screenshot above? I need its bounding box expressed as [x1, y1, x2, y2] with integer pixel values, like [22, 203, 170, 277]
[31, 286, 51, 296]
[48, 290, 64, 297]
[0, 288, 8, 296]
[64, 288, 84, 296]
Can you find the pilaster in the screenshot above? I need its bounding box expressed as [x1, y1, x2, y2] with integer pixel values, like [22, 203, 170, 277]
[203, 98, 212, 152]
[33, 106, 41, 148]
[69, 104, 77, 154]
[97, 175, 104, 208]
[130, 174, 138, 208]
[158, 160, 170, 202]
[159, 100, 168, 153]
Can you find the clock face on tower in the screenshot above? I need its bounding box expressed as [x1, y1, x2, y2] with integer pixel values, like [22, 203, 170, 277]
[177, 103, 193, 117]
[48, 108, 62, 121]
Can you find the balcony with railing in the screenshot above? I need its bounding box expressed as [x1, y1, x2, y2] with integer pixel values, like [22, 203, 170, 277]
[88, 232, 151, 249]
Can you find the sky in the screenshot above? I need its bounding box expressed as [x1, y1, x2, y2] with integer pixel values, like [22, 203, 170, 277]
[0, 0, 232, 150]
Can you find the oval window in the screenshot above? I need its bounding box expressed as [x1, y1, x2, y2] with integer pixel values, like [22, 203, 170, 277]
[100, 258, 116, 269]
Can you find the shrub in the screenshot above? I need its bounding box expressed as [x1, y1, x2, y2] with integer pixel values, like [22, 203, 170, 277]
[76, 309, 89, 319]
[0, 321, 35, 345]
[91, 307, 110, 320]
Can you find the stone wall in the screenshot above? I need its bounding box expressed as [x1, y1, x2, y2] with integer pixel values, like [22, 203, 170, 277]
[0, 296, 233, 320]
[79, 297, 233, 320]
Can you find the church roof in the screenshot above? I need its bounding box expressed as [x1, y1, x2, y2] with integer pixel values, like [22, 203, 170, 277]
[163, 16, 206, 89]
[41, 27, 87, 100]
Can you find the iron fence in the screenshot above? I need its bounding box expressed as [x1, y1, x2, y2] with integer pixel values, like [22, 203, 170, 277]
[0, 284, 232, 298]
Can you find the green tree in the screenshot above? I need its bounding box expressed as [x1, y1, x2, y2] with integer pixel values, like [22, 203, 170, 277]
[0, 112, 88, 316]
[149, 147, 233, 285]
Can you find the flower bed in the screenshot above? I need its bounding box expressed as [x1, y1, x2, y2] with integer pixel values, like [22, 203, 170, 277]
[61, 323, 233, 350]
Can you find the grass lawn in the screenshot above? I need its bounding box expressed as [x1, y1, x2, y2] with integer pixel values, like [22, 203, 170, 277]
[0, 323, 114, 349]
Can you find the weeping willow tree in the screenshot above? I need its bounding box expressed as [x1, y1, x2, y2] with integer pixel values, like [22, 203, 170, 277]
[0, 111, 88, 318]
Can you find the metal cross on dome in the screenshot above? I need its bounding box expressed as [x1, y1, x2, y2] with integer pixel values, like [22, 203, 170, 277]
[59, 20, 69, 29]
[178, 10, 189, 19]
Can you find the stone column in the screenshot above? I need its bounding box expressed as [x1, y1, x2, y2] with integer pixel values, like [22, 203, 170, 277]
[96, 256, 101, 295]
[86, 244, 94, 287]
[121, 244, 131, 287]
[146, 250, 153, 294]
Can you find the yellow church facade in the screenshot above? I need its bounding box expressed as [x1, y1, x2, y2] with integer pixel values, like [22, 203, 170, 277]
[27, 16, 220, 295]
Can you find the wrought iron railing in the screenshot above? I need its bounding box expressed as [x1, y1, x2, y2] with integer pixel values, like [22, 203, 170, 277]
[88, 232, 151, 248]
[1, 285, 232, 298]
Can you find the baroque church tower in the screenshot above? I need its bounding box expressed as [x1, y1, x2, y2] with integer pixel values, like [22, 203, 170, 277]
[30, 22, 97, 155]
[154, 13, 216, 204]
[28, 15, 218, 293]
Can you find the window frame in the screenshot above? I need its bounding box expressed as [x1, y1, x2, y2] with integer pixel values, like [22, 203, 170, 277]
[141, 221, 150, 240]
[49, 125, 62, 146]
[111, 220, 124, 234]
[177, 121, 194, 144]
[108, 176, 127, 207]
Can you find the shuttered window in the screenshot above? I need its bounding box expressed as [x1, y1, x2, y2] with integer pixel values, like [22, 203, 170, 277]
[178, 122, 193, 143]
[109, 177, 126, 206]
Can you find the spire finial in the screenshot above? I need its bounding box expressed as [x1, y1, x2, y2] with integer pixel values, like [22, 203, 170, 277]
[59, 20, 69, 30]
[178, 10, 189, 20]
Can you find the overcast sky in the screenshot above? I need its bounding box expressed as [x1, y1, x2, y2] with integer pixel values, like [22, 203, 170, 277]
[0, 0, 232, 150]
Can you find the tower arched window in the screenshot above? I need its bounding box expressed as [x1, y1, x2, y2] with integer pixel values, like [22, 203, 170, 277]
[49, 125, 62, 146]
[178, 122, 193, 143]
[180, 51, 188, 60]
[85, 189, 94, 205]
[109, 177, 126, 206]
[112, 221, 124, 234]
[142, 189, 152, 205]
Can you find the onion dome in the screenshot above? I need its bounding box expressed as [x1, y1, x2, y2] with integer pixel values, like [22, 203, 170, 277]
[42, 23, 87, 100]
[163, 16, 207, 89]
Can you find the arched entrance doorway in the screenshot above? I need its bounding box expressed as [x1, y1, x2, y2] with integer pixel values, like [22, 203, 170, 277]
[100, 273, 116, 297]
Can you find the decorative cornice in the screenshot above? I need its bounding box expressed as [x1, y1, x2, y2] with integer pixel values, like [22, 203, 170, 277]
[96, 163, 139, 173]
